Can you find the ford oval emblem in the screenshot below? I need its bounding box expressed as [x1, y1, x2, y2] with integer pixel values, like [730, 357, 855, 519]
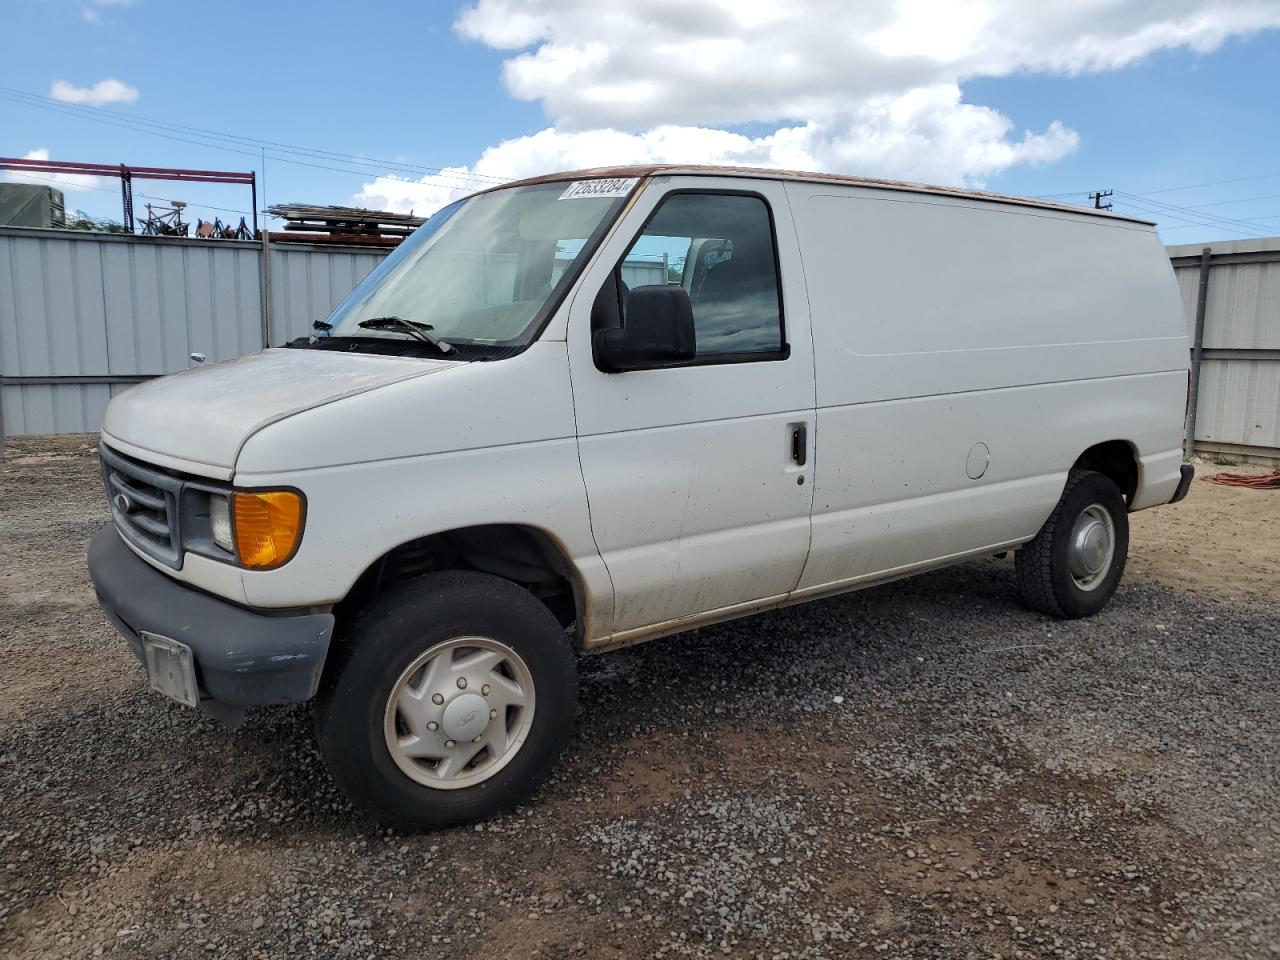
[113, 492, 134, 514]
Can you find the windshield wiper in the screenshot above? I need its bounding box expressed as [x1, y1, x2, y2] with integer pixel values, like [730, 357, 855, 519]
[357, 316, 454, 354]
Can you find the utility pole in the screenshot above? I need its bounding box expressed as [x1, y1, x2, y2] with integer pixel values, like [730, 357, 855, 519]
[1090, 190, 1113, 211]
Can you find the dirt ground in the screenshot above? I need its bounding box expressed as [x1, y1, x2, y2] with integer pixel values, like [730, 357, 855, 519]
[1128, 461, 1280, 604]
[1, 436, 1277, 959]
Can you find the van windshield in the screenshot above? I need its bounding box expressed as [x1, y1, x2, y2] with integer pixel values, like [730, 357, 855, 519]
[321, 180, 634, 357]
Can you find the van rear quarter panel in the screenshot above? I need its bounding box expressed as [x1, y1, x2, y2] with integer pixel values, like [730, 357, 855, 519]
[786, 183, 1188, 591]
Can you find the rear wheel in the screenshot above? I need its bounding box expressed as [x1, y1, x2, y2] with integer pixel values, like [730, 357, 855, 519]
[316, 571, 577, 830]
[1015, 469, 1129, 619]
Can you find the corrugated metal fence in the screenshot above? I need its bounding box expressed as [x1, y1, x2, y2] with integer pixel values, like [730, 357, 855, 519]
[269, 241, 390, 344]
[1169, 238, 1280, 464]
[0, 227, 386, 438]
[4, 226, 1278, 465]
[0, 226, 669, 443]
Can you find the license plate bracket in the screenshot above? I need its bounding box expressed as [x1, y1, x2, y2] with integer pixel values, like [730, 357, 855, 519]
[140, 632, 200, 708]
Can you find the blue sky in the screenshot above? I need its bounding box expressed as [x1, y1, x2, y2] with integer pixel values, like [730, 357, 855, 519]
[3, 0, 1279, 244]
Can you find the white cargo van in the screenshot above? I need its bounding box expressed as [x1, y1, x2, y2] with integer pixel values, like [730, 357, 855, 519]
[88, 166, 1193, 828]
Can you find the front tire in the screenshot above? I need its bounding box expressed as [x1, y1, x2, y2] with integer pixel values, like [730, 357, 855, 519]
[316, 571, 577, 830]
[1015, 469, 1129, 619]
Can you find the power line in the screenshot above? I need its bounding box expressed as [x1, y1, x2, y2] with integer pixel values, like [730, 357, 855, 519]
[1112, 199, 1265, 237]
[1029, 172, 1280, 237]
[0, 94, 487, 197]
[1035, 174, 1280, 214]
[0, 84, 508, 187]
[8, 79, 1277, 233]
[1133, 172, 1280, 197]
[0, 97, 482, 196]
[1159, 220, 1280, 233]
[1179, 192, 1280, 210]
[1114, 191, 1280, 234]
[0, 85, 510, 191]
[1094, 178, 1280, 238]
[4, 171, 252, 218]
[1110, 195, 1272, 239]
[1110, 196, 1243, 231]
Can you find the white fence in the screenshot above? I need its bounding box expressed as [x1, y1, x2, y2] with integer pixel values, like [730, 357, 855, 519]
[4, 226, 1277, 465]
[0, 226, 673, 443]
[1169, 238, 1280, 464]
[0, 227, 386, 437]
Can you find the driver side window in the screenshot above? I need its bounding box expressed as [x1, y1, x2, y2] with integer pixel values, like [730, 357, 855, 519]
[612, 192, 786, 359]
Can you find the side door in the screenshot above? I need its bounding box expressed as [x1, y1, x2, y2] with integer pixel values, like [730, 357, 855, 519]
[566, 177, 816, 639]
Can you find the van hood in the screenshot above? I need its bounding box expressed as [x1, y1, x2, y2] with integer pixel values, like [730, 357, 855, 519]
[101, 349, 457, 477]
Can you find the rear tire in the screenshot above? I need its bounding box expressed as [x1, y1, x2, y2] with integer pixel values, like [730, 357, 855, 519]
[1015, 469, 1128, 619]
[315, 570, 577, 830]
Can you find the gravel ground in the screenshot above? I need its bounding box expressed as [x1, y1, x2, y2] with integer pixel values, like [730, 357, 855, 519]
[1, 435, 1277, 959]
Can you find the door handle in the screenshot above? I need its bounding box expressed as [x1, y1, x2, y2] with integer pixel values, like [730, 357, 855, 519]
[791, 424, 807, 466]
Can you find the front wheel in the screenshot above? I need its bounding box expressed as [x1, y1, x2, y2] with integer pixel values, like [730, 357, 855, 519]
[1015, 469, 1129, 619]
[316, 571, 577, 830]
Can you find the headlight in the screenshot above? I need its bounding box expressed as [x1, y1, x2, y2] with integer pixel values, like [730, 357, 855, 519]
[208, 494, 233, 553]
[232, 490, 305, 570]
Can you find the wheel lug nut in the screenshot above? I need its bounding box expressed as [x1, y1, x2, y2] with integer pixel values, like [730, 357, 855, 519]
[426, 721, 439, 731]
[472, 736, 482, 743]
[444, 739, 456, 749]
[489, 709, 497, 719]
[456, 677, 467, 689]
[431, 693, 444, 705]
[481, 684, 490, 696]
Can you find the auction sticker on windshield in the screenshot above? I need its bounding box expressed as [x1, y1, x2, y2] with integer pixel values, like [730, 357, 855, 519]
[559, 178, 638, 200]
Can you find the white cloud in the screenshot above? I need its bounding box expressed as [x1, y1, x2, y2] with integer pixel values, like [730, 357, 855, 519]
[50, 78, 139, 106]
[354, 96, 1079, 216]
[352, 167, 480, 216]
[354, 0, 1280, 214]
[79, 0, 132, 23]
[457, 0, 1280, 129]
[2, 148, 103, 192]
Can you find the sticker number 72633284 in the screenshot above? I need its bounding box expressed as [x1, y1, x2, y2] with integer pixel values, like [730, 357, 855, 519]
[558, 178, 639, 201]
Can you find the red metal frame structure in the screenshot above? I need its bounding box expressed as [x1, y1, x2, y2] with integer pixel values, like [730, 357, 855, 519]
[0, 157, 257, 235]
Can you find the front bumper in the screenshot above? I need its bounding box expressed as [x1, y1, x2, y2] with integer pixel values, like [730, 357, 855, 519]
[87, 525, 334, 720]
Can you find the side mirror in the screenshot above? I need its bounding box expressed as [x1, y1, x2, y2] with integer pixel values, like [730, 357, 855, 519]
[592, 285, 696, 372]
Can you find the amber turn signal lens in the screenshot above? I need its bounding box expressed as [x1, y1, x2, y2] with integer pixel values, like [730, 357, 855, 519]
[232, 490, 304, 569]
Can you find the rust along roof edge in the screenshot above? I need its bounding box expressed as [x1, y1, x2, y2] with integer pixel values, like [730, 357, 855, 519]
[472, 164, 1155, 227]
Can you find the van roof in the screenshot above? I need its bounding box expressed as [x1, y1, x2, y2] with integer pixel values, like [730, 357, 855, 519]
[487, 164, 1155, 226]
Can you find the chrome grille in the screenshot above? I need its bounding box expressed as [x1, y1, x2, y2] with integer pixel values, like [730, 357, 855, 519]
[100, 443, 184, 568]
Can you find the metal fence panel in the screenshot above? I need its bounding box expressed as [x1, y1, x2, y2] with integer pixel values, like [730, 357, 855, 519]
[183, 242, 264, 365]
[0, 230, 264, 378]
[1195, 359, 1280, 450]
[0, 382, 125, 435]
[620, 261, 667, 288]
[5, 226, 1278, 465]
[1174, 263, 1199, 341]
[270, 243, 386, 344]
[1203, 261, 1280, 350]
[1169, 239, 1280, 463]
[0, 228, 391, 440]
